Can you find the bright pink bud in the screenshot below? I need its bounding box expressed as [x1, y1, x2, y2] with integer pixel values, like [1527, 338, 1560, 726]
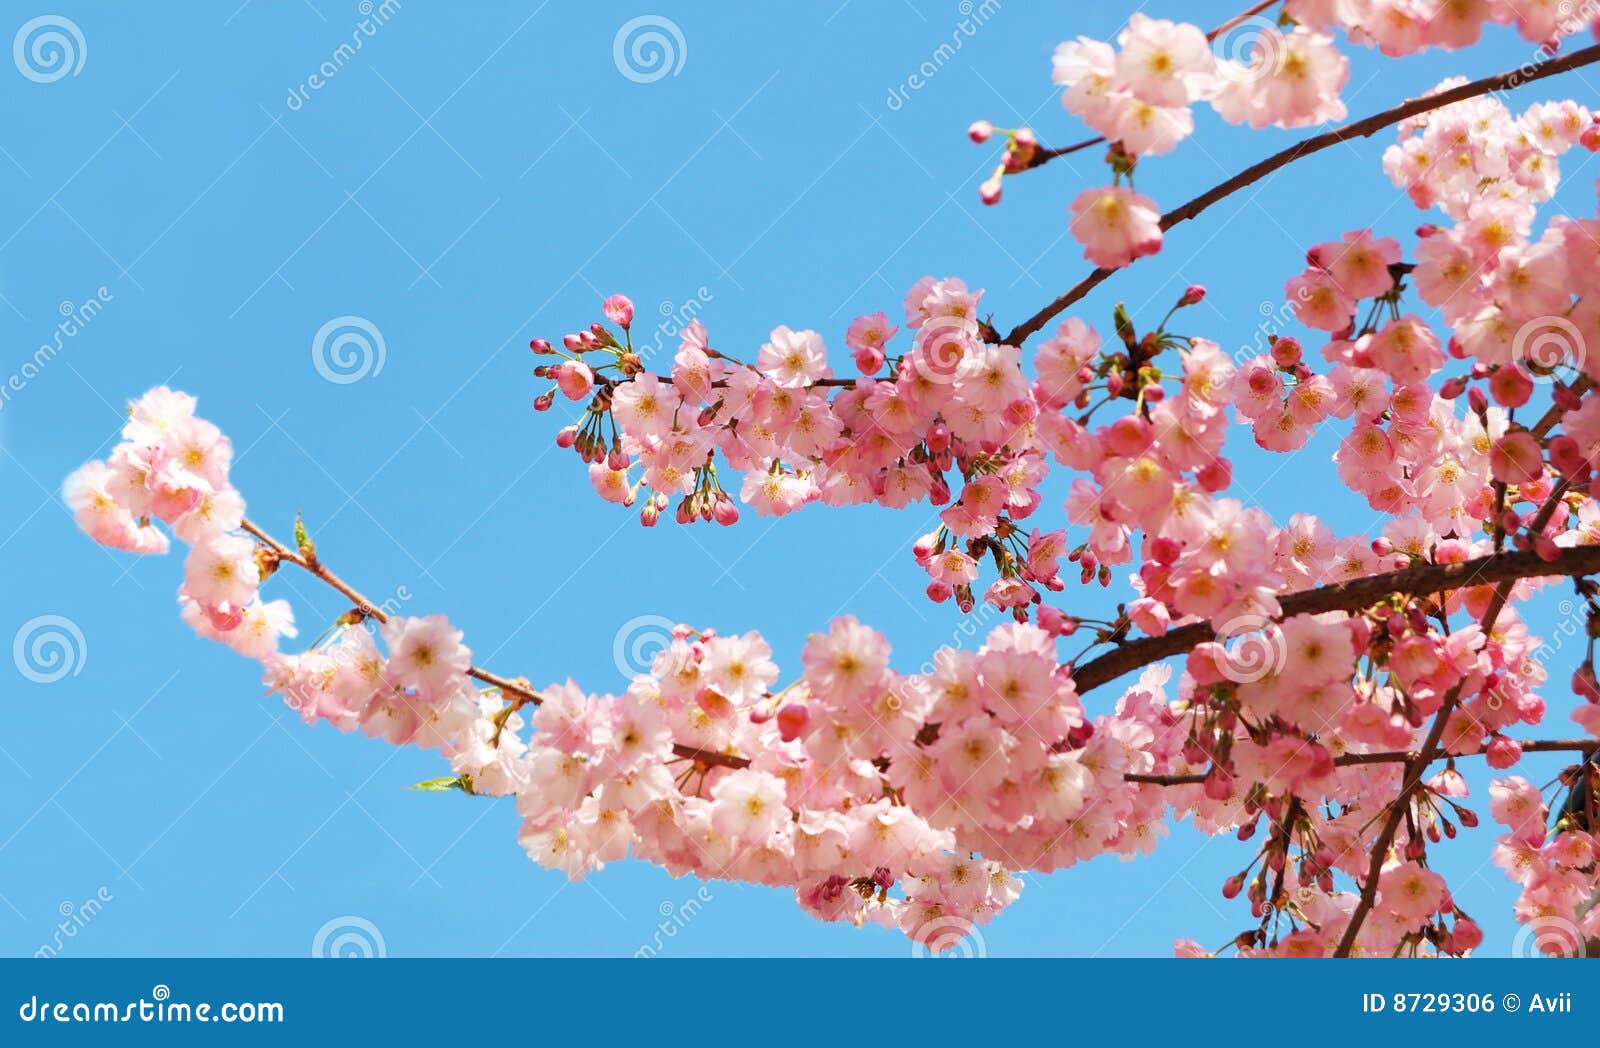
[1269, 336, 1301, 367]
[1452, 919, 1484, 952]
[1203, 768, 1234, 801]
[713, 497, 739, 526]
[205, 602, 244, 632]
[1196, 458, 1232, 493]
[1489, 366, 1534, 408]
[529, 337, 553, 354]
[555, 425, 578, 448]
[1574, 665, 1600, 703]
[853, 346, 885, 375]
[1485, 735, 1522, 769]
[533, 391, 556, 412]
[1148, 535, 1182, 565]
[968, 120, 994, 143]
[775, 703, 808, 742]
[1549, 435, 1589, 478]
[1180, 284, 1206, 306]
[979, 176, 1002, 206]
[602, 294, 634, 328]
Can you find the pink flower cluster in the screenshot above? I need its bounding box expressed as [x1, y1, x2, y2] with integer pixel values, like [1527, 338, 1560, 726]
[64, 389, 294, 658]
[1288, 0, 1596, 56]
[1489, 776, 1600, 954]
[1047, 15, 1348, 268]
[1052, 15, 1349, 154]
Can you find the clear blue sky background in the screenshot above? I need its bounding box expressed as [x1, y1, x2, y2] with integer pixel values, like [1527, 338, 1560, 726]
[2, 1, 1594, 958]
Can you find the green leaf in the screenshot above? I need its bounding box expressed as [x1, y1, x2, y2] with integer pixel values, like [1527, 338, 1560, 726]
[1112, 302, 1136, 347]
[410, 775, 471, 793]
[293, 512, 317, 562]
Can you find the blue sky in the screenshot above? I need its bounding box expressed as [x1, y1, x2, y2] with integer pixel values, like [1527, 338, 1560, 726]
[2, 2, 1595, 957]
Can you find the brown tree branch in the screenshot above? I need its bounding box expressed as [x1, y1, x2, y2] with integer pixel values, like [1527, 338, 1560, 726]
[1072, 543, 1600, 695]
[1332, 476, 1581, 956]
[1125, 738, 1599, 786]
[241, 517, 747, 770]
[1003, 42, 1600, 347]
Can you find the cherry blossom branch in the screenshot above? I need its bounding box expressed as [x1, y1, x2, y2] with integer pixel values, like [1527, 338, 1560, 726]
[1072, 543, 1600, 695]
[1003, 42, 1600, 347]
[1332, 476, 1582, 956]
[1020, 0, 1284, 169]
[240, 517, 748, 770]
[241, 519, 540, 704]
[1125, 738, 1600, 786]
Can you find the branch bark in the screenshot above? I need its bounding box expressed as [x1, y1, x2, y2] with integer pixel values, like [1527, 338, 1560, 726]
[1072, 543, 1600, 695]
[1003, 42, 1600, 347]
[1331, 476, 1582, 956]
[1125, 738, 1599, 786]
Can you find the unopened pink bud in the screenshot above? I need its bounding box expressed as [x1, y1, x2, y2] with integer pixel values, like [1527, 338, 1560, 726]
[602, 294, 634, 328]
[1485, 735, 1522, 769]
